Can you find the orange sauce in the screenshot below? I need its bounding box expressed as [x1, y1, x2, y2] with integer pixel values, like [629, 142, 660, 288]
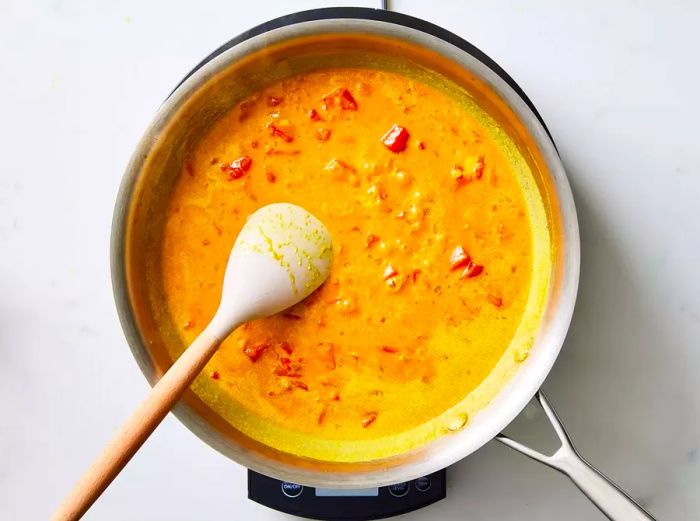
[158, 68, 546, 458]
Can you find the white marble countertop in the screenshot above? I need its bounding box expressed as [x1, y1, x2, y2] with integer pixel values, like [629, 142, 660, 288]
[1, 1, 698, 519]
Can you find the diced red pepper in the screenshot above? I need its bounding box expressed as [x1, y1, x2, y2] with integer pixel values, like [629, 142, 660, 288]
[381, 124, 410, 153]
[366, 234, 380, 248]
[309, 108, 320, 121]
[268, 122, 294, 142]
[267, 96, 283, 106]
[322, 87, 358, 110]
[291, 380, 308, 391]
[230, 156, 252, 178]
[338, 89, 358, 110]
[266, 171, 277, 183]
[417, 141, 426, 150]
[244, 342, 268, 362]
[317, 406, 329, 425]
[222, 155, 252, 180]
[361, 412, 378, 428]
[487, 294, 503, 307]
[316, 128, 331, 141]
[461, 262, 484, 279]
[449, 246, 470, 270]
[274, 356, 302, 377]
[383, 265, 398, 280]
[473, 155, 485, 179]
[210, 371, 220, 380]
[278, 341, 293, 354]
[327, 346, 336, 370]
[411, 269, 422, 282]
[380, 346, 398, 353]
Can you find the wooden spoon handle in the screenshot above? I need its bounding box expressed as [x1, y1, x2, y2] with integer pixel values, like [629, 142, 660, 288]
[52, 331, 221, 521]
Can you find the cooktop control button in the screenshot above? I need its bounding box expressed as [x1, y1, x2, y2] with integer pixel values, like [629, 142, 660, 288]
[388, 482, 410, 497]
[415, 476, 431, 492]
[281, 482, 304, 498]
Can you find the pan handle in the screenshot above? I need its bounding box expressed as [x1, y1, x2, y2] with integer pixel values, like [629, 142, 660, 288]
[495, 391, 656, 521]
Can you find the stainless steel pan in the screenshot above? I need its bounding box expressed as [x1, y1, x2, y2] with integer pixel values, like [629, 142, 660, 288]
[111, 8, 653, 520]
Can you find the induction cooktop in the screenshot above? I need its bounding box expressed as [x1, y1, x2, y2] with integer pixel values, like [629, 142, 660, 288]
[248, 469, 446, 520]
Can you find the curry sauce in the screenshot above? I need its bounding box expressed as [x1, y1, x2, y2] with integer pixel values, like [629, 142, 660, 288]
[157, 68, 551, 461]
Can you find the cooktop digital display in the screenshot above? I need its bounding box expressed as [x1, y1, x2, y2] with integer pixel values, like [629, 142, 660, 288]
[248, 469, 446, 520]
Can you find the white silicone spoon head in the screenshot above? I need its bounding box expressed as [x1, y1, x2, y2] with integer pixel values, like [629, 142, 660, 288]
[208, 203, 333, 337]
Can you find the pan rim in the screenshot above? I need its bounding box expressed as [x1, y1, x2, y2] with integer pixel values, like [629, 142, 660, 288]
[111, 8, 580, 488]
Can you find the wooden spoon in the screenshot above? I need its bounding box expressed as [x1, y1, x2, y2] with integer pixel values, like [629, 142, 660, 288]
[52, 203, 333, 521]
